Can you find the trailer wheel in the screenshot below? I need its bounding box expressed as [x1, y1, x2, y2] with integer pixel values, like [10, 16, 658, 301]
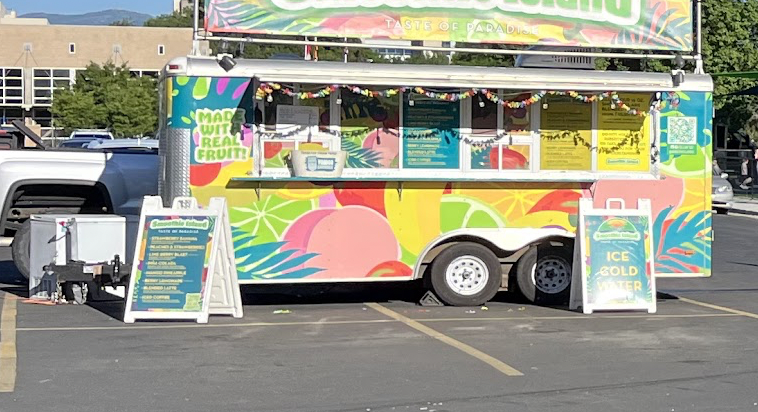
[11, 219, 31, 279]
[429, 243, 501, 306]
[516, 243, 573, 306]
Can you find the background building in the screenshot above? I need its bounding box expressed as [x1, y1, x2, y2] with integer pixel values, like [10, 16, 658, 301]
[0, 5, 193, 137]
[174, 0, 193, 12]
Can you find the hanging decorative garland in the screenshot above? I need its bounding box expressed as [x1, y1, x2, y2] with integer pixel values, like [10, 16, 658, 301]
[541, 130, 643, 155]
[255, 125, 644, 152]
[256, 82, 659, 118]
[254, 124, 512, 147]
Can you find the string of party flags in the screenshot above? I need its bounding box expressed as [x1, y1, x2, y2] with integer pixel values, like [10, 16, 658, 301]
[255, 83, 659, 117]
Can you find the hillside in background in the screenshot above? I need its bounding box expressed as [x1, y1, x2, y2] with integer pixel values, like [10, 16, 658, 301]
[20, 9, 152, 26]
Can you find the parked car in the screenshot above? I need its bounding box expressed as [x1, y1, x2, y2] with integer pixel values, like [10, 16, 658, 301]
[0, 121, 159, 278]
[58, 137, 105, 148]
[70, 129, 114, 140]
[712, 170, 734, 214]
[86, 138, 157, 151]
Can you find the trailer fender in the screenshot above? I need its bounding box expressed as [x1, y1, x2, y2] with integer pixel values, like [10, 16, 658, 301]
[413, 228, 575, 280]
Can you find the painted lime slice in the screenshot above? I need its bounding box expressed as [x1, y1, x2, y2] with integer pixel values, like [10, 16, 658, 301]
[230, 194, 317, 245]
[440, 195, 507, 233]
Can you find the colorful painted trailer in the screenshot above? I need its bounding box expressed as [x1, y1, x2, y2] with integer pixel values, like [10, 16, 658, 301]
[158, 56, 713, 306]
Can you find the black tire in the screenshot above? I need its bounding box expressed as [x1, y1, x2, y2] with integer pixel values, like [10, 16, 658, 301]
[429, 243, 501, 306]
[516, 242, 573, 306]
[715, 208, 728, 215]
[11, 219, 31, 279]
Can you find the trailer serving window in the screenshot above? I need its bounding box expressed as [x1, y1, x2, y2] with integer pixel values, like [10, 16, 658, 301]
[340, 90, 400, 169]
[259, 84, 339, 170]
[254, 83, 658, 180]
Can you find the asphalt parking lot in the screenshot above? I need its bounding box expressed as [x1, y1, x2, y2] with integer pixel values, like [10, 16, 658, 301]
[1, 214, 758, 412]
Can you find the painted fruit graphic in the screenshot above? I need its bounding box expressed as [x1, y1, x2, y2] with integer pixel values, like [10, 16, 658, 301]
[363, 128, 400, 168]
[334, 182, 387, 216]
[490, 147, 528, 169]
[385, 184, 442, 257]
[264, 142, 283, 159]
[529, 190, 582, 215]
[440, 195, 506, 232]
[282, 206, 400, 278]
[366, 261, 413, 277]
[190, 163, 222, 186]
[593, 177, 684, 221]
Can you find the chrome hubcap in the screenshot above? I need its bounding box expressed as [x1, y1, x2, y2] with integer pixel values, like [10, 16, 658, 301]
[445, 255, 489, 296]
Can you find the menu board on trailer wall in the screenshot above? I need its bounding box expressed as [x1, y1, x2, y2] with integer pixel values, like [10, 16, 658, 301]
[402, 97, 460, 169]
[540, 97, 592, 171]
[597, 93, 652, 172]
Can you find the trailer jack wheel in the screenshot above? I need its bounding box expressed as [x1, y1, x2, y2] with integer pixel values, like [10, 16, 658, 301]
[55, 282, 88, 305]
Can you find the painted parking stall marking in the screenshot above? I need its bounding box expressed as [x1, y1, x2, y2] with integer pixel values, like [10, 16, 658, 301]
[366, 302, 523, 377]
[0, 293, 18, 393]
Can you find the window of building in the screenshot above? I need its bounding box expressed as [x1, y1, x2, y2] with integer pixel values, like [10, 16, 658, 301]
[33, 68, 74, 106]
[32, 108, 53, 128]
[158, 45, 165, 55]
[0, 108, 23, 125]
[69, 43, 76, 54]
[0, 68, 24, 105]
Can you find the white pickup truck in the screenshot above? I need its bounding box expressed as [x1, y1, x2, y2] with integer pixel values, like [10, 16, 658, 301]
[0, 121, 159, 277]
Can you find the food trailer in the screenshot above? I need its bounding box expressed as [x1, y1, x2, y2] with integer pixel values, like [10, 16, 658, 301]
[157, 57, 713, 306]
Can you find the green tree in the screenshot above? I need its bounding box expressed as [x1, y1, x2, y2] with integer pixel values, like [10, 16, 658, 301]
[701, 0, 758, 131]
[51, 62, 157, 137]
[144, 7, 194, 27]
[397, 53, 449, 65]
[592, 0, 758, 133]
[218, 37, 381, 63]
[110, 18, 134, 26]
[449, 43, 515, 67]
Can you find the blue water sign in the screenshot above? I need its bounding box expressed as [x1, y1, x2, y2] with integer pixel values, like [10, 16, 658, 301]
[577, 198, 656, 314]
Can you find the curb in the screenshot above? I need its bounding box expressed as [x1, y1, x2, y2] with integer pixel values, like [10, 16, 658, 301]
[729, 207, 758, 217]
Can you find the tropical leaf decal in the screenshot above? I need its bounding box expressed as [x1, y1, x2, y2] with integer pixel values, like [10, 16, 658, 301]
[232, 229, 324, 280]
[654, 207, 711, 274]
[342, 136, 383, 168]
[611, 3, 692, 50]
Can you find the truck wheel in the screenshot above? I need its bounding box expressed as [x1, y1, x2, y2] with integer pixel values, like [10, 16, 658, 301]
[11, 219, 31, 279]
[516, 243, 573, 306]
[430, 243, 501, 306]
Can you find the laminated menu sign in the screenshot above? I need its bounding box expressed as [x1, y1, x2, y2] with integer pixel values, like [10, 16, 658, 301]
[130, 216, 212, 312]
[598, 93, 651, 172]
[124, 196, 243, 323]
[570, 198, 656, 314]
[540, 98, 592, 171]
[402, 98, 460, 169]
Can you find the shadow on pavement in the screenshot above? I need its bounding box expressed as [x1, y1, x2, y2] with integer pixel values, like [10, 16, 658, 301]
[0, 257, 27, 299]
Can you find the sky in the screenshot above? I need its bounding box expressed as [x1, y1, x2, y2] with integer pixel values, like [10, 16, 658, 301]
[1, 0, 171, 16]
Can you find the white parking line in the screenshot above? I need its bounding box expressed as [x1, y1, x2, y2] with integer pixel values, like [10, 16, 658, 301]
[366, 302, 523, 377]
[678, 297, 758, 320]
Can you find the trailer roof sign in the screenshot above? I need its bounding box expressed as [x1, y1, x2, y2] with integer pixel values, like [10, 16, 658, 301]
[204, 0, 693, 51]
